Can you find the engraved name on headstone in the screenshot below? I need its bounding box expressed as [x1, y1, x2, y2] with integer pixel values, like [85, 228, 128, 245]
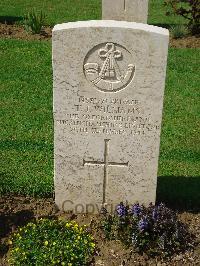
[53, 21, 169, 213]
[102, 0, 149, 23]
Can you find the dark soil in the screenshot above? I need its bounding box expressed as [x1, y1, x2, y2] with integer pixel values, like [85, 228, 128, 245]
[0, 23, 52, 41]
[0, 23, 200, 48]
[0, 196, 199, 266]
[170, 35, 200, 48]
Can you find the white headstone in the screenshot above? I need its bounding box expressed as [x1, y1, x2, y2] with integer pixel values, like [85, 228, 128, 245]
[102, 0, 149, 23]
[53, 20, 169, 214]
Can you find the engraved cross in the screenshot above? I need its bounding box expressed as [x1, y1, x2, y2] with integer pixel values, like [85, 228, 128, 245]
[124, 0, 126, 11]
[83, 139, 128, 205]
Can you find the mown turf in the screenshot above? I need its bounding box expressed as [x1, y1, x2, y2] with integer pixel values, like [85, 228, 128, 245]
[157, 48, 200, 210]
[0, 0, 186, 26]
[159, 48, 200, 177]
[0, 39, 53, 196]
[0, 39, 199, 199]
[0, 0, 101, 26]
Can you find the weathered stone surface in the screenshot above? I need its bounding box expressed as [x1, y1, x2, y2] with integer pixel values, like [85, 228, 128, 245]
[53, 20, 169, 213]
[102, 0, 149, 23]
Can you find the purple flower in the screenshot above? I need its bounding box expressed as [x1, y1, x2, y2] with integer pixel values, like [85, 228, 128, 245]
[138, 217, 149, 231]
[152, 208, 158, 221]
[131, 203, 141, 216]
[158, 203, 165, 209]
[116, 203, 127, 217]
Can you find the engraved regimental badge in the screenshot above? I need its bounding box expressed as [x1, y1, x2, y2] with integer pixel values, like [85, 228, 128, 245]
[84, 43, 135, 93]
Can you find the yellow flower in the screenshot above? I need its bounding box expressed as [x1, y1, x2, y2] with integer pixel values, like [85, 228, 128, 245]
[44, 240, 48, 246]
[91, 243, 95, 248]
[8, 240, 12, 245]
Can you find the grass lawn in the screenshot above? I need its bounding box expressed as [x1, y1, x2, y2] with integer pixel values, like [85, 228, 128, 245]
[0, 40, 53, 196]
[160, 48, 200, 177]
[0, 0, 186, 26]
[0, 39, 199, 203]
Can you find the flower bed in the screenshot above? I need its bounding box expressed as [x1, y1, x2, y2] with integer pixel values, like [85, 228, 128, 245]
[0, 196, 199, 265]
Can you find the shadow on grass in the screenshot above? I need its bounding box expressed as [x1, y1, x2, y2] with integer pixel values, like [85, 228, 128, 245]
[0, 16, 23, 25]
[0, 140, 53, 152]
[0, 172, 53, 198]
[150, 23, 172, 29]
[150, 23, 187, 29]
[157, 176, 200, 213]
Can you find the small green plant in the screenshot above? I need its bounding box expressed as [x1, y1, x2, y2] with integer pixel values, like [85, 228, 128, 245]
[101, 203, 193, 256]
[164, 0, 200, 35]
[8, 219, 95, 266]
[24, 9, 46, 34]
[170, 24, 188, 38]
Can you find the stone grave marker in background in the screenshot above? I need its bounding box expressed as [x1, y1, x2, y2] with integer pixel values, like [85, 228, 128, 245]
[102, 0, 149, 23]
[53, 21, 169, 213]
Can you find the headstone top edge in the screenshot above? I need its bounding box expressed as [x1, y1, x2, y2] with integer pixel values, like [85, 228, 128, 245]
[52, 20, 169, 36]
